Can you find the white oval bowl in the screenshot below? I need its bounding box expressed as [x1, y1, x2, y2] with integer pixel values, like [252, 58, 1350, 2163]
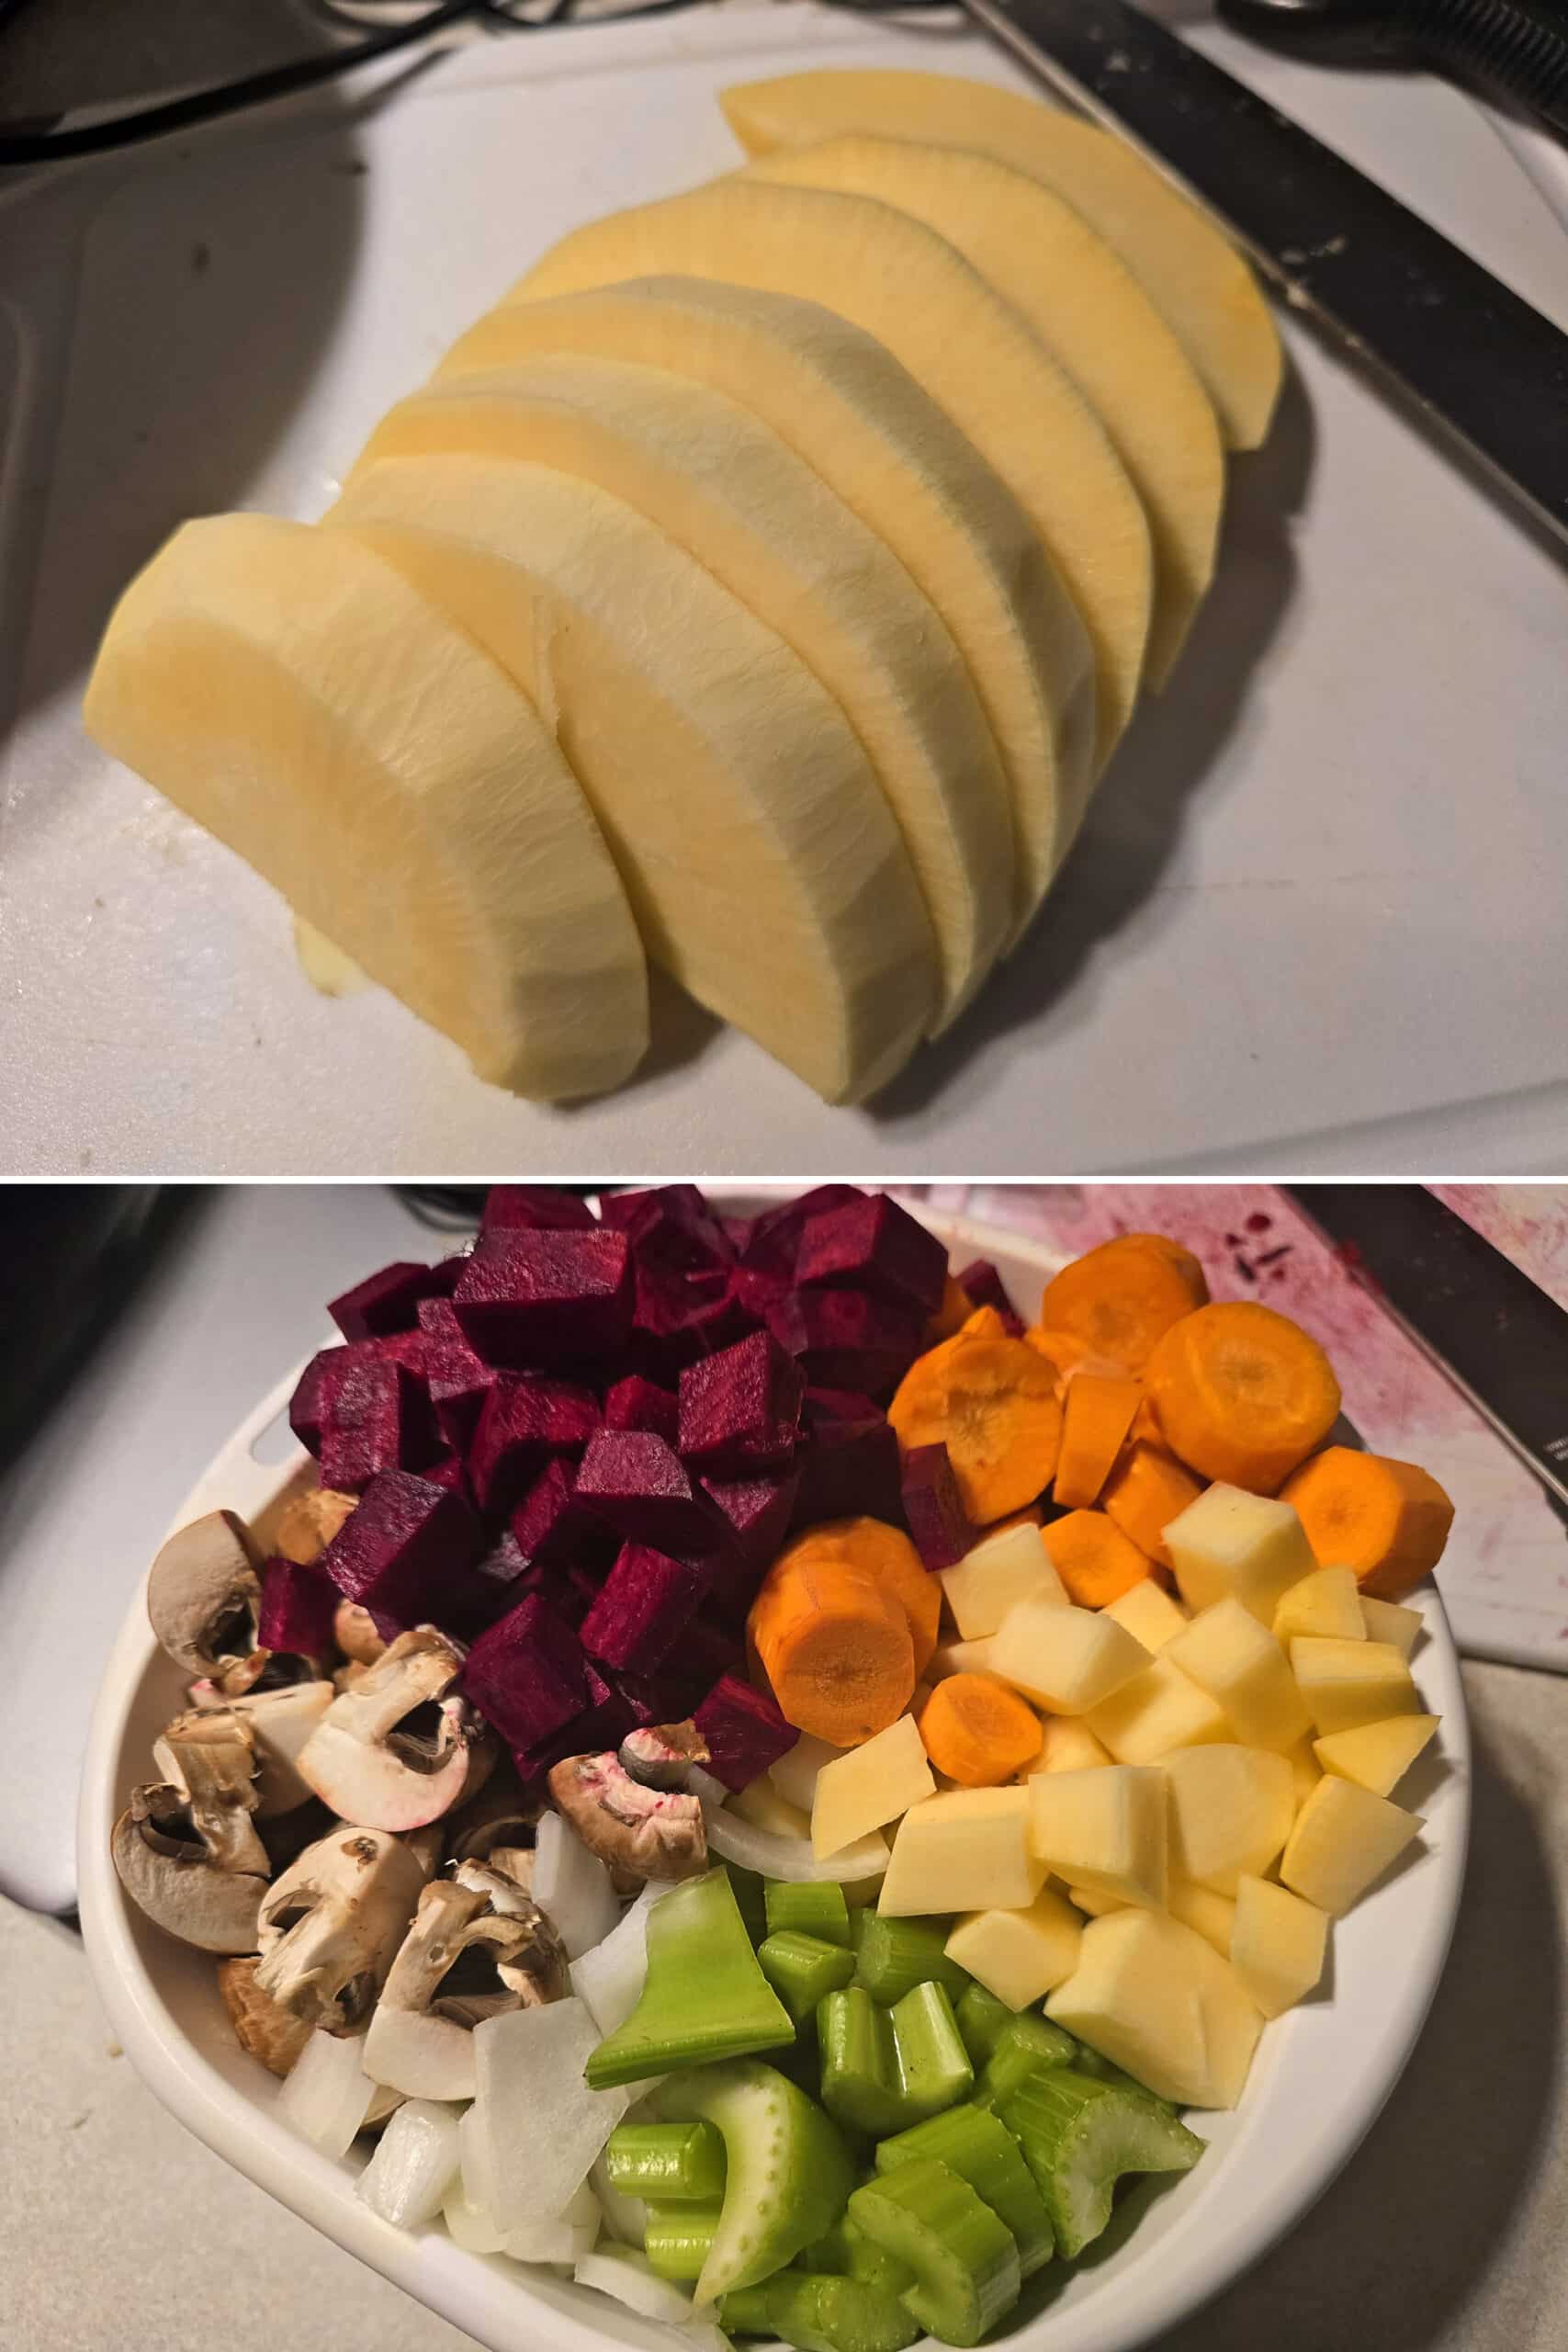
[78, 1197, 1471, 2352]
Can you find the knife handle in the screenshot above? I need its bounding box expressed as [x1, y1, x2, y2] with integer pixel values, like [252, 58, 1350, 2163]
[1410, 0, 1568, 140]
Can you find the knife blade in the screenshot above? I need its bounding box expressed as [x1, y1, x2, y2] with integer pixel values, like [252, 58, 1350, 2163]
[961, 0, 1568, 550]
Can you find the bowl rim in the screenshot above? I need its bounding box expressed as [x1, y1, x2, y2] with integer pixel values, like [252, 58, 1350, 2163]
[77, 1196, 1472, 2352]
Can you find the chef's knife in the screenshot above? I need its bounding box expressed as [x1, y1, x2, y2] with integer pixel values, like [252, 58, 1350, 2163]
[960, 0, 1568, 551]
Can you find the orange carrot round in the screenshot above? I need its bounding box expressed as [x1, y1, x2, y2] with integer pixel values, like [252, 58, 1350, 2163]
[1037, 1235, 1209, 1374]
[1054, 1372, 1143, 1509]
[1100, 1442, 1204, 1568]
[927, 1273, 975, 1343]
[888, 1331, 1063, 1524]
[1146, 1301, 1341, 1492]
[1024, 1326, 1101, 1383]
[1041, 1507, 1153, 1607]
[749, 1532, 915, 1745]
[917, 1673, 1041, 1787]
[1280, 1446, 1454, 1600]
[804, 1515, 942, 1675]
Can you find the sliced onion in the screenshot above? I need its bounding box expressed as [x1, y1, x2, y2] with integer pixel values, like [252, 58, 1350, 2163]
[277, 2029, 379, 2157]
[355, 2098, 461, 2229]
[705, 1804, 888, 1884]
[573, 2247, 695, 2324]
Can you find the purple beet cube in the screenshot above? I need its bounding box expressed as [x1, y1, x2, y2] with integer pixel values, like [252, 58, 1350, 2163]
[631, 1261, 760, 1377]
[320, 1468, 482, 1636]
[740, 1185, 868, 1283]
[795, 1194, 947, 1316]
[803, 1386, 884, 1426]
[468, 1374, 602, 1521]
[955, 1260, 1025, 1337]
[694, 1674, 797, 1792]
[513, 1662, 635, 1781]
[604, 1374, 680, 1445]
[769, 1289, 924, 1398]
[453, 1229, 632, 1369]
[580, 1542, 707, 1672]
[900, 1442, 977, 1570]
[256, 1557, 338, 1660]
[416, 1295, 465, 1343]
[462, 1593, 591, 1752]
[288, 1340, 384, 1455]
[421, 1451, 472, 1502]
[701, 1468, 799, 1571]
[476, 1531, 529, 1590]
[793, 1417, 904, 1531]
[423, 1337, 499, 1454]
[678, 1329, 805, 1478]
[574, 1429, 724, 1555]
[509, 1458, 614, 1575]
[605, 1669, 666, 1731]
[328, 1260, 447, 1343]
[602, 1184, 732, 1274]
[318, 1360, 430, 1494]
[480, 1186, 598, 1237]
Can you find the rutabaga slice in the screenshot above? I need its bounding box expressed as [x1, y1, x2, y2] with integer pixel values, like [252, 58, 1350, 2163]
[533, 1811, 621, 1961]
[350, 356, 1013, 1029]
[570, 1877, 679, 2035]
[80, 515, 648, 1100]
[355, 2098, 462, 2229]
[471, 1999, 634, 2235]
[276, 2028, 381, 2158]
[437, 277, 1093, 954]
[332, 462, 936, 1104]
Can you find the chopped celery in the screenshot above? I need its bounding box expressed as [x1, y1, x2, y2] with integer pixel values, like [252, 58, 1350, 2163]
[767, 1880, 853, 1948]
[798, 2218, 914, 2298]
[1001, 2068, 1204, 2258]
[585, 1870, 795, 2089]
[877, 2103, 1054, 2278]
[644, 2201, 723, 2281]
[657, 2058, 856, 2301]
[849, 2156, 1021, 2347]
[818, 1984, 974, 2137]
[604, 2120, 727, 2202]
[975, 2014, 1077, 2110]
[760, 1929, 859, 2024]
[954, 1984, 1014, 2069]
[721, 2286, 779, 2335]
[762, 2271, 920, 2352]
[1067, 2045, 1178, 2110]
[892, 1984, 975, 2121]
[852, 1911, 971, 2007]
[728, 1864, 770, 1945]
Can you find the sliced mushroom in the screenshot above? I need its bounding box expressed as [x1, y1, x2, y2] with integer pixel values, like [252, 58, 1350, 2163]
[112, 1720, 270, 1956]
[161, 1684, 334, 1818]
[547, 1751, 707, 1882]
[483, 1842, 536, 1895]
[218, 1956, 313, 2077]
[255, 1825, 425, 2034]
[297, 1629, 493, 1832]
[275, 1487, 358, 1568]
[402, 1823, 446, 1881]
[333, 1660, 370, 1696]
[447, 1759, 542, 1864]
[334, 1600, 386, 1667]
[151, 1710, 269, 1875]
[361, 1861, 570, 2100]
[620, 1722, 712, 1792]
[147, 1511, 263, 1688]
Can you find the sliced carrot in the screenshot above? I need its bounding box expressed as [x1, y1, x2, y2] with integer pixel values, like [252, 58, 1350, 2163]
[1129, 1397, 1164, 1445]
[1024, 1325, 1103, 1383]
[1037, 1234, 1209, 1374]
[917, 1672, 1041, 1788]
[1040, 1507, 1153, 1607]
[927, 1273, 975, 1343]
[1100, 1442, 1204, 1569]
[749, 1530, 915, 1745]
[1146, 1300, 1341, 1492]
[800, 1514, 942, 1675]
[1054, 1372, 1143, 1509]
[987, 1504, 1044, 1533]
[959, 1304, 1010, 1342]
[1280, 1446, 1454, 1601]
[889, 1330, 1063, 1524]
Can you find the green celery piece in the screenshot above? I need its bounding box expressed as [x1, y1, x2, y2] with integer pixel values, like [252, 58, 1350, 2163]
[763, 2272, 920, 2352]
[976, 2014, 1078, 2110]
[760, 1930, 859, 2024]
[728, 1864, 770, 1945]
[954, 1984, 1014, 2069]
[658, 2058, 856, 2301]
[1001, 2068, 1203, 2259]
[720, 2286, 779, 2335]
[644, 2201, 723, 2281]
[798, 2218, 914, 2298]
[604, 2120, 728, 2202]
[891, 1983, 974, 2123]
[876, 2103, 1054, 2278]
[852, 1911, 971, 2006]
[767, 1879, 853, 1948]
[820, 1984, 975, 2137]
[849, 2157, 1021, 2348]
[1068, 2044, 1179, 2111]
[585, 1869, 795, 2089]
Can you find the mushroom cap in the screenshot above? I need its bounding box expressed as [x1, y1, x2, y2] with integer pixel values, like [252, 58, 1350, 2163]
[111, 1792, 267, 1954]
[297, 1630, 493, 1832]
[147, 1510, 262, 1680]
[547, 1751, 707, 1881]
[218, 1956, 313, 2077]
[255, 1824, 425, 2034]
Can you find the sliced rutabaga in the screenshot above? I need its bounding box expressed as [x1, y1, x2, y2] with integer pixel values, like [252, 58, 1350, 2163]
[81, 514, 649, 1099]
[331, 459, 937, 1104]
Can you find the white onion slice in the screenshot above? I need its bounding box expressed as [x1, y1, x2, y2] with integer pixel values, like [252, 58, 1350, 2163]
[570, 1878, 676, 2034]
[355, 2098, 461, 2228]
[535, 1812, 623, 1959]
[444, 2182, 507, 2255]
[573, 2247, 695, 2324]
[705, 1804, 889, 1884]
[277, 2029, 379, 2157]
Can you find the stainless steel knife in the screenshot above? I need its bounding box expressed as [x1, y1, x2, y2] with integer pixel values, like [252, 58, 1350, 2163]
[962, 0, 1568, 550]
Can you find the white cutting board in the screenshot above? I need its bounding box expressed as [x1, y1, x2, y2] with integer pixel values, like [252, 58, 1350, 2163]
[3, 4, 1567, 1175]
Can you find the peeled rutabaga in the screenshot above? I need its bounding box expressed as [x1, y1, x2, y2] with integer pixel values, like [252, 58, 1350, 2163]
[81, 514, 648, 1098]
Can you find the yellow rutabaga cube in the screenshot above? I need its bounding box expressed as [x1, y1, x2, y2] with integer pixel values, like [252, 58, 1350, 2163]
[1030, 1716, 1113, 1775]
[770, 1731, 846, 1814]
[1359, 1596, 1424, 1658]
[1285, 1736, 1323, 1813]
[991, 1600, 1149, 1714]
[1165, 1484, 1317, 1624]
[878, 1786, 1045, 1915]
[1166, 1877, 1236, 1958]
[941, 1521, 1066, 1639]
[927, 1633, 998, 1681]
[1027, 1766, 1168, 1908]
[1163, 1744, 1295, 1896]
[1166, 1598, 1310, 1753]
[1103, 1578, 1190, 1654]
[1291, 1637, 1419, 1736]
[1313, 1713, 1439, 1799]
[812, 1713, 936, 1859]
[731, 1779, 813, 1838]
[1231, 1875, 1328, 2017]
[1274, 1564, 1366, 1645]
[1067, 1883, 1128, 1917]
[1046, 1908, 1263, 2109]
[1279, 1774, 1422, 1916]
[945, 1884, 1083, 2007]
[1086, 1654, 1230, 1765]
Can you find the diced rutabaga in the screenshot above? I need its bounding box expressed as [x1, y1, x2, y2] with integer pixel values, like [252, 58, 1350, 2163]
[1163, 1746, 1295, 1897]
[812, 1713, 935, 1859]
[277, 2028, 380, 2157]
[990, 1599, 1147, 1714]
[570, 1880, 680, 2035]
[535, 1812, 623, 1960]
[770, 1731, 848, 1815]
[1101, 1578, 1189, 1655]
[941, 1522, 1066, 1641]
[1026, 1767, 1168, 1908]
[355, 2098, 462, 2229]
[1165, 1600, 1310, 1755]
[1164, 1486, 1316, 1625]
[472, 2000, 634, 2233]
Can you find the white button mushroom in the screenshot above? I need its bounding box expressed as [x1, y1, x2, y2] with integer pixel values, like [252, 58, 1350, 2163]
[296, 1628, 493, 1832]
[111, 1712, 270, 1954]
[546, 1751, 708, 1883]
[254, 1825, 426, 2033]
[146, 1511, 265, 1690]
[160, 1684, 335, 1819]
[362, 1862, 570, 2101]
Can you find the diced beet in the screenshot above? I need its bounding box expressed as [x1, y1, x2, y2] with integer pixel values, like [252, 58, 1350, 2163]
[740, 1185, 868, 1283]
[480, 1186, 598, 1237]
[452, 1229, 632, 1369]
[793, 1416, 904, 1531]
[803, 1386, 883, 1426]
[768, 1289, 924, 1398]
[508, 1459, 615, 1577]
[955, 1259, 1025, 1337]
[580, 1542, 707, 1672]
[462, 1593, 590, 1752]
[328, 1260, 447, 1343]
[719, 1216, 754, 1258]
[256, 1557, 338, 1660]
[701, 1468, 800, 1571]
[678, 1614, 746, 1693]
[574, 1429, 726, 1555]
[467, 1374, 602, 1521]
[318, 1360, 433, 1495]
[631, 1260, 760, 1377]
[416, 1295, 465, 1342]
[476, 1531, 529, 1590]
[513, 1662, 635, 1781]
[604, 1374, 680, 1444]
[601, 1184, 731, 1274]
[421, 1451, 472, 1504]
[320, 1469, 483, 1636]
[288, 1340, 384, 1456]
[693, 1674, 797, 1792]
[678, 1329, 805, 1478]
[795, 1194, 947, 1316]
[900, 1442, 977, 1570]
[604, 1669, 665, 1731]
[423, 1337, 499, 1454]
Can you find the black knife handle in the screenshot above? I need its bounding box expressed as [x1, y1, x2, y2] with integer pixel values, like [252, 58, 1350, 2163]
[1219, 0, 1568, 141]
